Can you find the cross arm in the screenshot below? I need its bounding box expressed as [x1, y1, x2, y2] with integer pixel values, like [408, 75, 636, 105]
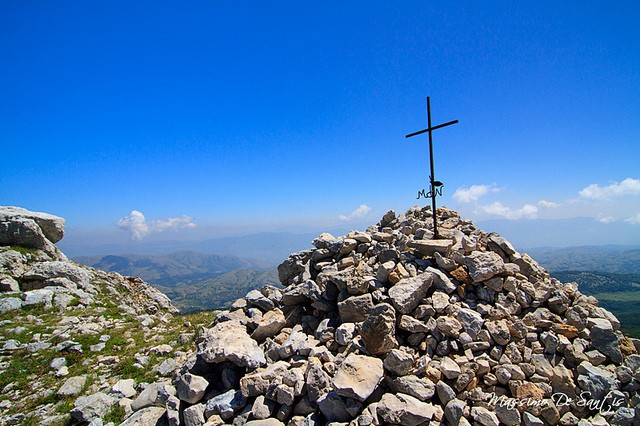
[405, 119, 459, 138]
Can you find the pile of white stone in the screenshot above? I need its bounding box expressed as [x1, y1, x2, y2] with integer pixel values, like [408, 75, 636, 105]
[127, 206, 639, 426]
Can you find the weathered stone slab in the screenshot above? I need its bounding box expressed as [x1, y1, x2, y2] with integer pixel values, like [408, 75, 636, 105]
[407, 239, 453, 256]
[388, 272, 433, 314]
[377, 392, 438, 426]
[0, 206, 65, 243]
[361, 303, 398, 355]
[337, 293, 374, 322]
[198, 320, 266, 369]
[463, 251, 507, 282]
[333, 353, 383, 401]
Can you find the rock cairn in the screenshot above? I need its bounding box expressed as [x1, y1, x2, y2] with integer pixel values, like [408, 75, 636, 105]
[129, 206, 639, 426]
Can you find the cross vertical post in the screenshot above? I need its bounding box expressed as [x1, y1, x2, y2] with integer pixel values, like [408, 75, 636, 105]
[427, 97, 437, 238]
[406, 96, 458, 239]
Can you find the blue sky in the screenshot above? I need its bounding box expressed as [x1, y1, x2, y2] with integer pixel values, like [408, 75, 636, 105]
[1, 1, 639, 250]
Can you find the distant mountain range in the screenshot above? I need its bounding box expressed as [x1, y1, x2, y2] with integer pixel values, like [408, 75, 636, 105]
[74, 250, 270, 287]
[64, 231, 324, 266]
[525, 245, 640, 274]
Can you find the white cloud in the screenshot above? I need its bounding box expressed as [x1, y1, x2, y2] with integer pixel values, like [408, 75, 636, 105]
[453, 184, 498, 203]
[579, 178, 640, 200]
[626, 213, 640, 225]
[339, 204, 372, 222]
[538, 200, 560, 208]
[117, 210, 150, 240]
[117, 210, 196, 240]
[597, 215, 618, 224]
[153, 215, 197, 232]
[480, 202, 538, 220]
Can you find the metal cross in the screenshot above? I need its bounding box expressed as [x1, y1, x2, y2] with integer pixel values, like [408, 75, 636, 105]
[406, 96, 458, 239]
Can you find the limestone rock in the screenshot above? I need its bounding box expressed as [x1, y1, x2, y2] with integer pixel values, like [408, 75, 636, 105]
[463, 251, 506, 282]
[22, 261, 91, 289]
[198, 320, 266, 368]
[589, 318, 623, 363]
[361, 303, 398, 355]
[241, 361, 291, 398]
[120, 406, 167, 426]
[388, 375, 436, 401]
[113, 379, 137, 398]
[333, 353, 384, 401]
[70, 392, 116, 422]
[576, 361, 618, 400]
[205, 389, 247, 420]
[317, 391, 351, 422]
[377, 392, 437, 426]
[471, 406, 500, 426]
[0, 206, 64, 243]
[0, 297, 22, 314]
[407, 239, 453, 256]
[57, 375, 87, 397]
[130, 383, 176, 411]
[388, 272, 433, 314]
[176, 372, 209, 404]
[251, 308, 286, 341]
[0, 207, 65, 257]
[337, 293, 374, 323]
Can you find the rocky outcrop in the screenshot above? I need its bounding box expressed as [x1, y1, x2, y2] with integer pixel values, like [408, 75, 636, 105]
[0, 206, 176, 316]
[125, 206, 640, 425]
[0, 206, 66, 259]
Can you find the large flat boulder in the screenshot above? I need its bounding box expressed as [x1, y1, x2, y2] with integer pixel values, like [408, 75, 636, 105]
[0, 206, 65, 243]
[333, 353, 384, 401]
[198, 320, 266, 369]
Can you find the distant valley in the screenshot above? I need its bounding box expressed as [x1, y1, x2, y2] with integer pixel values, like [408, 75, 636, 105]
[154, 269, 281, 312]
[74, 250, 269, 287]
[74, 251, 280, 312]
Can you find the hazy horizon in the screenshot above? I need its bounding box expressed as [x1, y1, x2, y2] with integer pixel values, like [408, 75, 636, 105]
[57, 211, 640, 261]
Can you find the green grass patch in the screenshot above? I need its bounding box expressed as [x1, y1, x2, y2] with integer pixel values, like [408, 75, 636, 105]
[104, 401, 126, 424]
[19, 303, 50, 316]
[0, 303, 220, 421]
[9, 245, 39, 256]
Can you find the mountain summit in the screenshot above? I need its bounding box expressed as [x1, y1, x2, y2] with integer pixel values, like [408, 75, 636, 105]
[3, 206, 639, 425]
[124, 205, 638, 425]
